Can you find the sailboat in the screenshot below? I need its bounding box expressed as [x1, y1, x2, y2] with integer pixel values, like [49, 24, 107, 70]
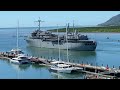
[49, 24, 83, 74]
[10, 21, 30, 64]
[9, 21, 24, 56]
[50, 24, 65, 65]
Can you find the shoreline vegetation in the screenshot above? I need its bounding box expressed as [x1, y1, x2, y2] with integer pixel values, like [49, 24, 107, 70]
[47, 26, 120, 33]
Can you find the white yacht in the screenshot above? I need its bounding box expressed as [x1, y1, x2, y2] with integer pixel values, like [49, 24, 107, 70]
[10, 54, 30, 64]
[10, 48, 24, 55]
[50, 59, 65, 65]
[50, 63, 83, 73]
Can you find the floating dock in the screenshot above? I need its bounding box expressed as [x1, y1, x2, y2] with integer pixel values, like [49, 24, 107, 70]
[0, 51, 120, 79]
[83, 70, 116, 79]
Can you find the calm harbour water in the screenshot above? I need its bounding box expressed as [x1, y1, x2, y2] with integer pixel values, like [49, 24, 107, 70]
[0, 27, 120, 79]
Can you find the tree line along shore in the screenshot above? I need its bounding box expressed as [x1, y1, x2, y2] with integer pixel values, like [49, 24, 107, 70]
[47, 26, 120, 33]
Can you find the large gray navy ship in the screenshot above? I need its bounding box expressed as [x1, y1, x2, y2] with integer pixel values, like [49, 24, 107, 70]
[25, 19, 97, 51]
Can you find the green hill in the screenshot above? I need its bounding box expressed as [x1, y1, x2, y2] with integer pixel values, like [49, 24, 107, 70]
[98, 14, 120, 26]
[48, 26, 120, 32]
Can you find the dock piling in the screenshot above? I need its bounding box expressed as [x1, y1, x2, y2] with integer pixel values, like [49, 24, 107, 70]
[82, 61, 83, 65]
[119, 66, 120, 69]
[113, 65, 114, 68]
[91, 63, 93, 66]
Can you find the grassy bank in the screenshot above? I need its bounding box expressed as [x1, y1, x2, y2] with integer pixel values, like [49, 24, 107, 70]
[47, 26, 120, 32]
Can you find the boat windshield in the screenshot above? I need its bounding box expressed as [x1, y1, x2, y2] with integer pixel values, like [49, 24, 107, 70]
[16, 51, 24, 54]
[62, 65, 72, 68]
[19, 57, 27, 59]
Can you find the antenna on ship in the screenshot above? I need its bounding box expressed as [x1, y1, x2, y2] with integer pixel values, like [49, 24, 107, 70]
[35, 17, 44, 30]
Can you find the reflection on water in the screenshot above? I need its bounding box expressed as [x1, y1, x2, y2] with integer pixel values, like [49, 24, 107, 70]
[1, 59, 85, 79]
[10, 62, 49, 71]
[10, 63, 30, 71]
[26, 46, 97, 65]
[50, 72, 85, 79]
[31, 63, 49, 69]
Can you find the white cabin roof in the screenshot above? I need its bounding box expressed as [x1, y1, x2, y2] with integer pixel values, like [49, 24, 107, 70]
[57, 64, 71, 67]
[51, 61, 64, 64]
[11, 48, 22, 52]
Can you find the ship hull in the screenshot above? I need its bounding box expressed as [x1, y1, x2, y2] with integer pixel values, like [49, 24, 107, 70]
[25, 38, 97, 51]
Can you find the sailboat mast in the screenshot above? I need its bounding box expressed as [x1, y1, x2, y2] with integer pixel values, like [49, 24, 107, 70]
[17, 20, 19, 50]
[38, 17, 40, 30]
[57, 25, 60, 61]
[66, 23, 69, 62]
[73, 20, 74, 34]
[57, 25, 60, 77]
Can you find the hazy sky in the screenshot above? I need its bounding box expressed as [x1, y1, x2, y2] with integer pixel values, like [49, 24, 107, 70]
[0, 11, 120, 28]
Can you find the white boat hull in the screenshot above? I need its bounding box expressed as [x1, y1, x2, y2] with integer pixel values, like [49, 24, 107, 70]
[10, 59, 30, 64]
[50, 67, 72, 73]
[10, 59, 20, 64]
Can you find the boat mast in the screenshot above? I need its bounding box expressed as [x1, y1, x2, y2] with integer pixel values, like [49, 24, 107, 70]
[57, 25, 60, 61]
[66, 23, 69, 63]
[73, 20, 74, 35]
[17, 20, 19, 50]
[17, 21, 19, 79]
[57, 24, 60, 78]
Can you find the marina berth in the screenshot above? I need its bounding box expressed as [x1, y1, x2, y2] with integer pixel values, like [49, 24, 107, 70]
[49, 24, 83, 73]
[50, 64, 83, 73]
[9, 21, 30, 65]
[1, 51, 120, 78]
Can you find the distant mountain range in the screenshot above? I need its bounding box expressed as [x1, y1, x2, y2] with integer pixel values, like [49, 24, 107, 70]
[98, 14, 120, 26]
